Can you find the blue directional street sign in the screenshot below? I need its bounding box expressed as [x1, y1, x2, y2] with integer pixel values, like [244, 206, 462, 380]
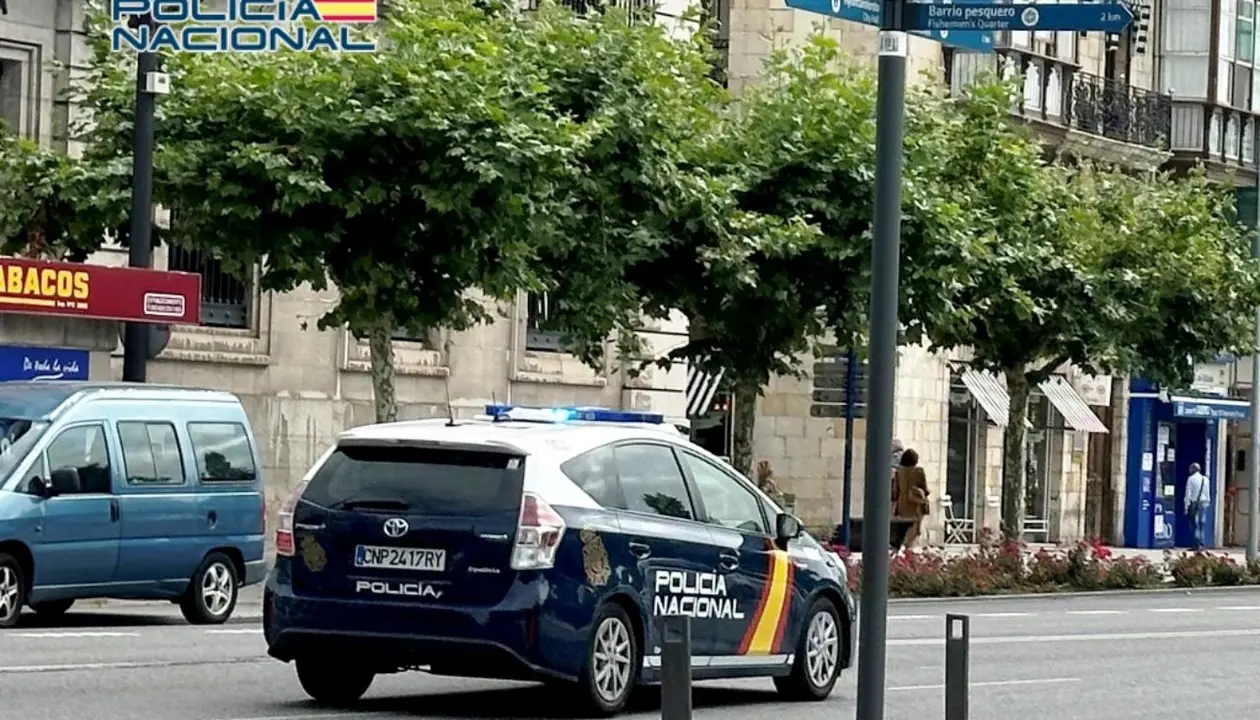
[784, 0, 994, 53]
[904, 2, 1135, 33]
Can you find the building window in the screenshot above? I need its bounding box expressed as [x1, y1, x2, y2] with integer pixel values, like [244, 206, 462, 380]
[524, 292, 564, 352]
[0, 56, 26, 136]
[945, 369, 982, 520]
[1240, 0, 1256, 64]
[166, 245, 250, 329]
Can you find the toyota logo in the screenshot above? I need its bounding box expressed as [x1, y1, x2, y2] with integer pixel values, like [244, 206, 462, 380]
[382, 518, 409, 538]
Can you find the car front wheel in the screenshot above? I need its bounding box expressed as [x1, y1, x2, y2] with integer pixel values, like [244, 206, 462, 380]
[774, 596, 842, 701]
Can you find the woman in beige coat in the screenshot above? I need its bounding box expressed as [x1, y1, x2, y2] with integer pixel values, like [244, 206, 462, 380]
[892, 448, 930, 548]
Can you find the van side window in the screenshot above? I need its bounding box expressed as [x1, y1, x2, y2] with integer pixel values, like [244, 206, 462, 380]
[45, 424, 112, 494]
[187, 422, 257, 483]
[118, 422, 186, 485]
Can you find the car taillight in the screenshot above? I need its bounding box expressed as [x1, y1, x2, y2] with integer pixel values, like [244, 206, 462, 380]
[511, 492, 565, 571]
[275, 481, 308, 558]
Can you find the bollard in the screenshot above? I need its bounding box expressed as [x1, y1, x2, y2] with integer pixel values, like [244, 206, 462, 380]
[945, 614, 970, 720]
[659, 615, 692, 720]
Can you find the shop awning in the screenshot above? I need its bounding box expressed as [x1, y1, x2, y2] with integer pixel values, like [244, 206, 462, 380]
[960, 370, 1033, 428]
[1170, 395, 1251, 421]
[1038, 376, 1109, 433]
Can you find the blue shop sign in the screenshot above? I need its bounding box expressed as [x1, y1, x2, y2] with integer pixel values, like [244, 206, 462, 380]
[1172, 397, 1250, 421]
[0, 346, 89, 382]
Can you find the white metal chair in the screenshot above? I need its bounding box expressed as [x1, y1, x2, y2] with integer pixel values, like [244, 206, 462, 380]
[941, 494, 976, 545]
[1022, 517, 1050, 541]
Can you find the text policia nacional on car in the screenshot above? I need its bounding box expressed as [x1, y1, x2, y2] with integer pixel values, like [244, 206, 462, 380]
[653, 570, 744, 620]
[109, 0, 379, 53]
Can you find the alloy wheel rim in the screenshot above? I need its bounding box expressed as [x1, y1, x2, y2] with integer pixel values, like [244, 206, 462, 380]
[200, 562, 234, 616]
[805, 610, 838, 687]
[0, 566, 18, 621]
[592, 617, 632, 704]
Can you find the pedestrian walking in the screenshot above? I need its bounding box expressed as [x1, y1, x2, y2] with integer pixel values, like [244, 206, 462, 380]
[893, 447, 930, 549]
[1185, 462, 1211, 550]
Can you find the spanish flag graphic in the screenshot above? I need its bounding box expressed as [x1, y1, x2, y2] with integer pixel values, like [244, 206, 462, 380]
[312, 0, 378, 22]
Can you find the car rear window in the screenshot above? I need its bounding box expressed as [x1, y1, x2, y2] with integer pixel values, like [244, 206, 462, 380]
[301, 443, 526, 516]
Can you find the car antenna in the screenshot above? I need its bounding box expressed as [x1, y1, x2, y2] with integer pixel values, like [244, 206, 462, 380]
[443, 373, 458, 427]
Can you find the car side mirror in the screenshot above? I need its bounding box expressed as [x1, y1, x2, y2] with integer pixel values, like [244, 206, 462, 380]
[48, 467, 80, 496]
[28, 476, 55, 498]
[775, 512, 802, 548]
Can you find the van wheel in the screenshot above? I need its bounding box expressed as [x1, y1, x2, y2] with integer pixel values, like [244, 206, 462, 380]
[180, 553, 238, 625]
[296, 657, 375, 705]
[31, 599, 74, 618]
[577, 603, 639, 716]
[775, 597, 842, 701]
[0, 553, 24, 628]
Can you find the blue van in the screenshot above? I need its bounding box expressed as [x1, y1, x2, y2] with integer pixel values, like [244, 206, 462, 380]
[0, 382, 267, 627]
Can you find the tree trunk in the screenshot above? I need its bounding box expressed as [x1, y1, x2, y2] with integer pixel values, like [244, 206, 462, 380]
[731, 380, 758, 478]
[367, 323, 398, 424]
[1001, 368, 1032, 541]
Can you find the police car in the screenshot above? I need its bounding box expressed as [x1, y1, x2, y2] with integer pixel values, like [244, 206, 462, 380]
[263, 405, 855, 716]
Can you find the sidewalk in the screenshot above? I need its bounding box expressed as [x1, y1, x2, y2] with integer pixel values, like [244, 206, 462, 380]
[849, 543, 1251, 565]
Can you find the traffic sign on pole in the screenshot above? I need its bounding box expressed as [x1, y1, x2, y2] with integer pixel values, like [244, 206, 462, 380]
[904, 2, 1135, 33]
[785, 0, 994, 53]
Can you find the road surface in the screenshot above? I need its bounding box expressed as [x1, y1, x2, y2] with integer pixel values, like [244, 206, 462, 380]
[2, 588, 1260, 719]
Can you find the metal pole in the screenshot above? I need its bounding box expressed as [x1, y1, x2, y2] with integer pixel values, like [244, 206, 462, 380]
[1249, 168, 1260, 562]
[841, 347, 858, 547]
[854, 0, 906, 716]
[944, 614, 970, 720]
[121, 18, 158, 384]
[659, 616, 692, 720]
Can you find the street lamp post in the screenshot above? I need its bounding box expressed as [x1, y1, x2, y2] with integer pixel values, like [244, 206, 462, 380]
[121, 13, 159, 384]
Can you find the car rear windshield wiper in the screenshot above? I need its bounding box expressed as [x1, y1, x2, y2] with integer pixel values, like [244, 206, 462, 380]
[328, 498, 411, 511]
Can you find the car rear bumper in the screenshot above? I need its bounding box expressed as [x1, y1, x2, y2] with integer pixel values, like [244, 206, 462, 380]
[263, 573, 566, 681]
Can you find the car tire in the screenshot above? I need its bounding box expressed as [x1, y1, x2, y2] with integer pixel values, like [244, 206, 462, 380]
[0, 553, 24, 629]
[296, 657, 375, 705]
[180, 553, 239, 625]
[30, 599, 74, 618]
[576, 602, 639, 717]
[774, 596, 843, 701]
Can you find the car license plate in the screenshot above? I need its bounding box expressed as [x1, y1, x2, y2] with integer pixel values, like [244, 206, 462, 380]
[354, 545, 446, 571]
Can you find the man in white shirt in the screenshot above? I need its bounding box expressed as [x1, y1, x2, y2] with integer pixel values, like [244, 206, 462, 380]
[1185, 463, 1211, 550]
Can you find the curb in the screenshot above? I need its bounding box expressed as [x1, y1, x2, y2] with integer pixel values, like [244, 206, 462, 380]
[886, 583, 1260, 604]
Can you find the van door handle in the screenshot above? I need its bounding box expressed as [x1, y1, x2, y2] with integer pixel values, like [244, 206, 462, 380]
[207, 511, 218, 528]
[718, 552, 739, 571]
[109, 499, 120, 523]
[628, 541, 651, 559]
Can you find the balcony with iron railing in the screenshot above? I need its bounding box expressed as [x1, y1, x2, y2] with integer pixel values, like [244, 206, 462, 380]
[946, 47, 1173, 166]
[1168, 101, 1259, 176]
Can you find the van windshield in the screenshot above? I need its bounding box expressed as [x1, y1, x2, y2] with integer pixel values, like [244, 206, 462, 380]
[0, 419, 48, 485]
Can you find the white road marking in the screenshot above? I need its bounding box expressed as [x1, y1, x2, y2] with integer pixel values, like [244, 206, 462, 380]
[1217, 605, 1260, 611]
[974, 612, 1033, 618]
[213, 714, 394, 720]
[206, 628, 263, 635]
[1066, 610, 1126, 616]
[1147, 608, 1201, 613]
[889, 615, 936, 621]
[10, 631, 141, 638]
[889, 627, 1260, 647]
[890, 677, 1080, 692]
[0, 658, 269, 673]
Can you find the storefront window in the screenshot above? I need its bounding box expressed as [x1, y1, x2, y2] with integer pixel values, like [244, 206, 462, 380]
[946, 370, 980, 519]
[1025, 393, 1065, 522]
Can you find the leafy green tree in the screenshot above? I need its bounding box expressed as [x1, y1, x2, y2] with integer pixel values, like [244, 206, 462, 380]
[921, 81, 1260, 538]
[0, 133, 129, 261]
[77, 0, 579, 422]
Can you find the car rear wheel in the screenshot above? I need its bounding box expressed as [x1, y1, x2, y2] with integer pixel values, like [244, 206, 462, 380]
[180, 553, 239, 625]
[30, 599, 74, 618]
[0, 554, 24, 628]
[577, 602, 639, 716]
[296, 657, 375, 705]
[774, 596, 842, 701]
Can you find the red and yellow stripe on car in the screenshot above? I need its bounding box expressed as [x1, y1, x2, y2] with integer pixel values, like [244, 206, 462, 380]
[738, 550, 794, 655]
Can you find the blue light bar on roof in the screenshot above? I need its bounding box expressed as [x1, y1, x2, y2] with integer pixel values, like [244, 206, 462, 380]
[484, 404, 665, 425]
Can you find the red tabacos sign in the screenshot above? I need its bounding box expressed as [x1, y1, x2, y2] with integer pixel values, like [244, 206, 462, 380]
[0, 257, 201, 325]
